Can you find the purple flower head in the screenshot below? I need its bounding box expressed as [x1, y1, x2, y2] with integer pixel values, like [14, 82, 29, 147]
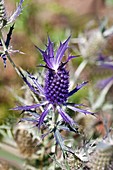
[13, 36, 93, 128]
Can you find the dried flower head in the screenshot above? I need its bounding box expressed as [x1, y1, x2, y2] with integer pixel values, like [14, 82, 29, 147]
[71, 29, 105, 62]
[14, 122, 41, 158]
[0, 160, 10, 170]
[88, 141, 113, 170]
[0, 159, 21, 170]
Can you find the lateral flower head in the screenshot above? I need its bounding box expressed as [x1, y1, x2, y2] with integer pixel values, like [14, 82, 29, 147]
[13, 36, 93, 128]
[0, 0, 24, 29]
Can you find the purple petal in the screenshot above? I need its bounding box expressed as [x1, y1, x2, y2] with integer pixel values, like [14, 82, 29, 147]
[67, 105, 94, 115]
[12, 102, 46, 111]
[68, 81, 88, 97]
[20, 117, 39, 123]
[8, 0, 24, 24]
[97, 54, 106, 62]
[35, 37, 55, 69]
[28, 74, 44, 95]
[18, 68, 44, 96]
[35, 46, 54, 69]
[97, 76, 113, 89]
[55, 36, 71, 66]
[66, 55, 79, 62]
[100, 63, 113, 70]
[58, 107, 75, 125]
[47, 36, 54, 61]
[38, 105, 51, 128]
[22, 75, 40, 95]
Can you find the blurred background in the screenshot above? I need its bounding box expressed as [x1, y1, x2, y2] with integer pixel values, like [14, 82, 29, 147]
[0, 0, 113, 124]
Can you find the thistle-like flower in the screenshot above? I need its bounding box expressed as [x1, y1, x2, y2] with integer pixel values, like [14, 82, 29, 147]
[13, 36, 93, 128]
[14, 122, 39, 158]
[0, 160, 13, 170]
[88, 140, 113, 170]
[0, 0, 24, 29]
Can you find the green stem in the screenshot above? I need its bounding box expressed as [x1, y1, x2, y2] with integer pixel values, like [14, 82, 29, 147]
[74, 59, 88, 82]
[52, 108, 59, 170]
